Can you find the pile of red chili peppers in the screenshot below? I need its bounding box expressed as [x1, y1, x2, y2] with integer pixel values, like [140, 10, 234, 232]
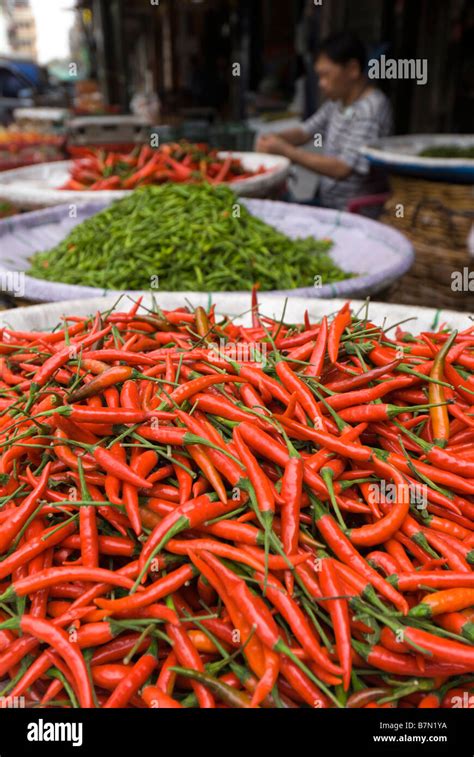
[60, 142, 265, 191]
[0, 294, 473, 709]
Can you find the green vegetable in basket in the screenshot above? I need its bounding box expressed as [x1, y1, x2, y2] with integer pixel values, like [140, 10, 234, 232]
[419, 145, 474, 159]
[27, 184, 351, 291]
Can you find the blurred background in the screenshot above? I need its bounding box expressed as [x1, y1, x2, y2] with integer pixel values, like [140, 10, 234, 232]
[0, 0, 472, 130]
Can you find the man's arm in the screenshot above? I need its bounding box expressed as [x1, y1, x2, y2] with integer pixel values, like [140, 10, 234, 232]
[281, 144, 352, 179]
[256, 101, 331, 156]
[256, 127, 309, 152]
[256, 133, 352, 179]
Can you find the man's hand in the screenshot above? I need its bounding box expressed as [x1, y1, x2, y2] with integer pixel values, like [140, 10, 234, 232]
[255, 133, 290, 156]
[256, 132, 352, 180]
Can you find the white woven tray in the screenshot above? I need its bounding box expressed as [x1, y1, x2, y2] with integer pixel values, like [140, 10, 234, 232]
[0, 295, 470, 334]
[0, 198, 414, 303]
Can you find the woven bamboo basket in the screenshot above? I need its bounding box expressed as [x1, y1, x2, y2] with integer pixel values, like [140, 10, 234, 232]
[381, 239, 474, 312]
[377, 175, 474, 310]
[381, 175, 474, 248]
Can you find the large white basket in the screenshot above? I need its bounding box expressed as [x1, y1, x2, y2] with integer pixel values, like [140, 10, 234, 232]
[0, 198, 413, 303]
[0, 152, 290, 207]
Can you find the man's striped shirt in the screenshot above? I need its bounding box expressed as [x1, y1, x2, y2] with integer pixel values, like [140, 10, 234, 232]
[301, 88, 393, 211]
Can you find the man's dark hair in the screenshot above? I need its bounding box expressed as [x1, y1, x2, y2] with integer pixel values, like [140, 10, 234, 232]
[316, 32, 367, 72]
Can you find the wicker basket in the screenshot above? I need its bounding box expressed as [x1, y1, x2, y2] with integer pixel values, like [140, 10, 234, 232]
[381, 176, 474, 248]
[382, 239, 474, 312]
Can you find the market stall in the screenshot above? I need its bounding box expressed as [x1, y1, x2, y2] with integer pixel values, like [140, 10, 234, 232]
[0, 0, 472, 731]
[0, 108, 68, 217]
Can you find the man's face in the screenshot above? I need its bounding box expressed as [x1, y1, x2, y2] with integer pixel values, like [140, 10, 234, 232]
[315, 53, 358, 100]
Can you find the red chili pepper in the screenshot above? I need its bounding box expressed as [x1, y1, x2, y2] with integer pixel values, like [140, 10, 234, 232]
[444, 360, 474, 405]
[166, 537, 307, 572]
[280, 455, 303, 594]
[354, 641, 470, 677]
[163, 156, 194, 181]
[123, 449, 157, 536]
[250, 284, 261, 329]
[210, 154, 233, 184]
[400, 625, 474, 669]
[187, 551, 267, 680]
[20, 616, 94, 708]
[326, 358, 404, 392]
[312, 501, 409, 614]
[327, 302, 351, 363]
[174, 415, 227, 503]
[163, 373, 242, 408]
[233, 427, 274, 517]
[77, 464, 99, 569]
[393, 572, 474, 591]
[0, 566, 139, 602]
[95, 564, 195, 613]
[250, 646, 280, 707]
[0, 519, 75, 580]
[0, 463, 51, 553]
[68, 365, 134, 402]
[410, 588, 474, 619]
[92, 446, 152, 489]
[142, 685, 182, 708]
[190, 410, 244, 486]
[275, 359, 326, 428]
[254, 571, 341, 676]
[166, 623, 215, 708]
[304, 316, 328, 378]
[137, 494, 234, 582]
[348, 458, 410, 547]
[318, 558, 351, 690]
[103, 650, 157, 707]
[192, 392, 271, 430]
[235, 365, 293, 408]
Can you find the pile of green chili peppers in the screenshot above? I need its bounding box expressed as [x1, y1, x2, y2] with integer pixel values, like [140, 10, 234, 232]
[419, 145, 474, 159]
[28, 184, 351, 291]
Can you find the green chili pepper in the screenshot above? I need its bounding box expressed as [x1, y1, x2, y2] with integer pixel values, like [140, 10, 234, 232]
[28, 184, 350, 292]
